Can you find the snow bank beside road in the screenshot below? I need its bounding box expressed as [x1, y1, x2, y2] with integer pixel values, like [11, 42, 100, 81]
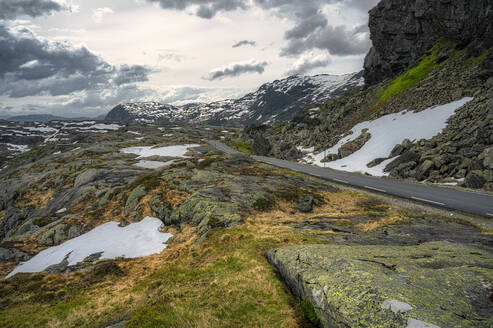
[303, 97, 473, 176]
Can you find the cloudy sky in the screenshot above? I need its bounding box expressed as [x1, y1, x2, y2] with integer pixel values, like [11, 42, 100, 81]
[0, 0, 378, 118]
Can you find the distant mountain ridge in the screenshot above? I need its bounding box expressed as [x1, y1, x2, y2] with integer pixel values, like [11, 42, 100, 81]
[105, 72, 364, 125]
[5, 114, 102, 122]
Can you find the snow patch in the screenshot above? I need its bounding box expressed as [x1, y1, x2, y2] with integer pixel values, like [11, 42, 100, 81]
[5, 144, 29, 153]
[25, 126, 58, 133]
[7, 217, 172, 278]
[120, 144, 200, 159]
[79, 123, 122, 131]
[303, 98, 473, 176]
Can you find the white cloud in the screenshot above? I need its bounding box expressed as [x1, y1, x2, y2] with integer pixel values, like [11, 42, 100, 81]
[286, 52, 331, 76]
[92, 7, 114, 23]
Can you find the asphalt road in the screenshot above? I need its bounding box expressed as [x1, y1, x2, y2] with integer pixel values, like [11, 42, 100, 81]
[206, 140, 493, 218]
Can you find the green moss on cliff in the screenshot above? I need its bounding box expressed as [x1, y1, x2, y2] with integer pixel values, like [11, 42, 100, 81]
[372, 39, 455, 110]
[234, 141, 253, 154]
[376, 54, 438, 107]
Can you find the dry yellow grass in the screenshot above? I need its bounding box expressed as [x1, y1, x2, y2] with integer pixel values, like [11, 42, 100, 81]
[1, 179, 408, 327]
[15, 189, 54, 213]
[356, 216, 404, 233]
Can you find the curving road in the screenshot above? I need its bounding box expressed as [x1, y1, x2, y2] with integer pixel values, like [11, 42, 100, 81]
[207, 140, 493, 218]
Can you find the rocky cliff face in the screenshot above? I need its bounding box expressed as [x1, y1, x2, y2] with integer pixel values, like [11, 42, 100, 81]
[364, 0, 493, 85]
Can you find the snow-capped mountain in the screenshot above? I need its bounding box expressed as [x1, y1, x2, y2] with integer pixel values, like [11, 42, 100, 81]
[105, 71, 364, 125]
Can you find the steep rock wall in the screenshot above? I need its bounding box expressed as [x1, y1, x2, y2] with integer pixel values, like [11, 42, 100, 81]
[364, 0, 493, 85]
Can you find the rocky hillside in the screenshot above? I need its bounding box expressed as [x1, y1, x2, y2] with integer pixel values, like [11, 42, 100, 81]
[239, 0, 493, 191]
[364, 0, 493, 85]
[105, 72, 364, 125]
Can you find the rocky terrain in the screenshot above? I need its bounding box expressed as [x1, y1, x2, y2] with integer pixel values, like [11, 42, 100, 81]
[0, 123, 491, 327]
[236, 3, 493, 191]
[105, 72, 364, 126]
[0, 120, 123, 167]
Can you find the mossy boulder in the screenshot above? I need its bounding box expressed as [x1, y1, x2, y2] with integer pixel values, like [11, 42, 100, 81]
[148, 195, 170, 221]
[482, 147, 493, 169]
[267, 242, 493, 328]
[169, 193, 242, 233]
[415, 160, 434, 181]
[464, 173, 486, 189]
[295, 195, 316, 213]
[338, 129, 371, 158]
[124, 185, 147, 215]
[38, 224, 84, 246]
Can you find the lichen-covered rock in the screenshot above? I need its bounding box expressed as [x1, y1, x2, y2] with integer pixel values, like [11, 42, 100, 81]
[296, 195, 315, 213]
[37, 223, 84, 246]
[74, 168, 101, 188]
[267, 242, 493, 328]
[415, 160, 434, 181]
[483, 147, 493, 169]
[124, 185, 147, 216]
[0, 247, 30, 262]
[337, 129, 371, 158]
[148, 194, 170, 221]
[2, 207, 26, 239]
[168, 189, 243, 230]
[464, 173, 486, 189]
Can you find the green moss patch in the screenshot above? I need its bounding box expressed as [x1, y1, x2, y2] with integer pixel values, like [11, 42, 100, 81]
[234, 141, 253, 155]
[253, 197, 275, 212]
[375, 55, 437, 108]
[300, 299, 320, 325]
[371, 40, 455, 111]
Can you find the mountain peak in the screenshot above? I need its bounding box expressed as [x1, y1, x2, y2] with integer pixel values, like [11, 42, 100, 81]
[105, 72, 364, 125]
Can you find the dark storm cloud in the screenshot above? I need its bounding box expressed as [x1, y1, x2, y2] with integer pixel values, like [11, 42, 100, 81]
[284, 11, 327, 40]
[114, 65, 152, 86]
[146, 0, 247, 19]
[259, 0, 374, 56]
[232, 40, 257, 48]
[281, 24, 371, 56]
[0, 25, 152, 98]
[0, 0, 67, 20]
[203, 60, 268, 81]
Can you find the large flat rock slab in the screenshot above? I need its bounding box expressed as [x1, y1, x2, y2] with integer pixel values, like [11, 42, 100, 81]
[267, 242, 493, 328]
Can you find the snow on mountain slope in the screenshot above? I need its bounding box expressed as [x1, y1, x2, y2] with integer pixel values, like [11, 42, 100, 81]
[301, 97, 474, 176]
[105, 72, 364, 125]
